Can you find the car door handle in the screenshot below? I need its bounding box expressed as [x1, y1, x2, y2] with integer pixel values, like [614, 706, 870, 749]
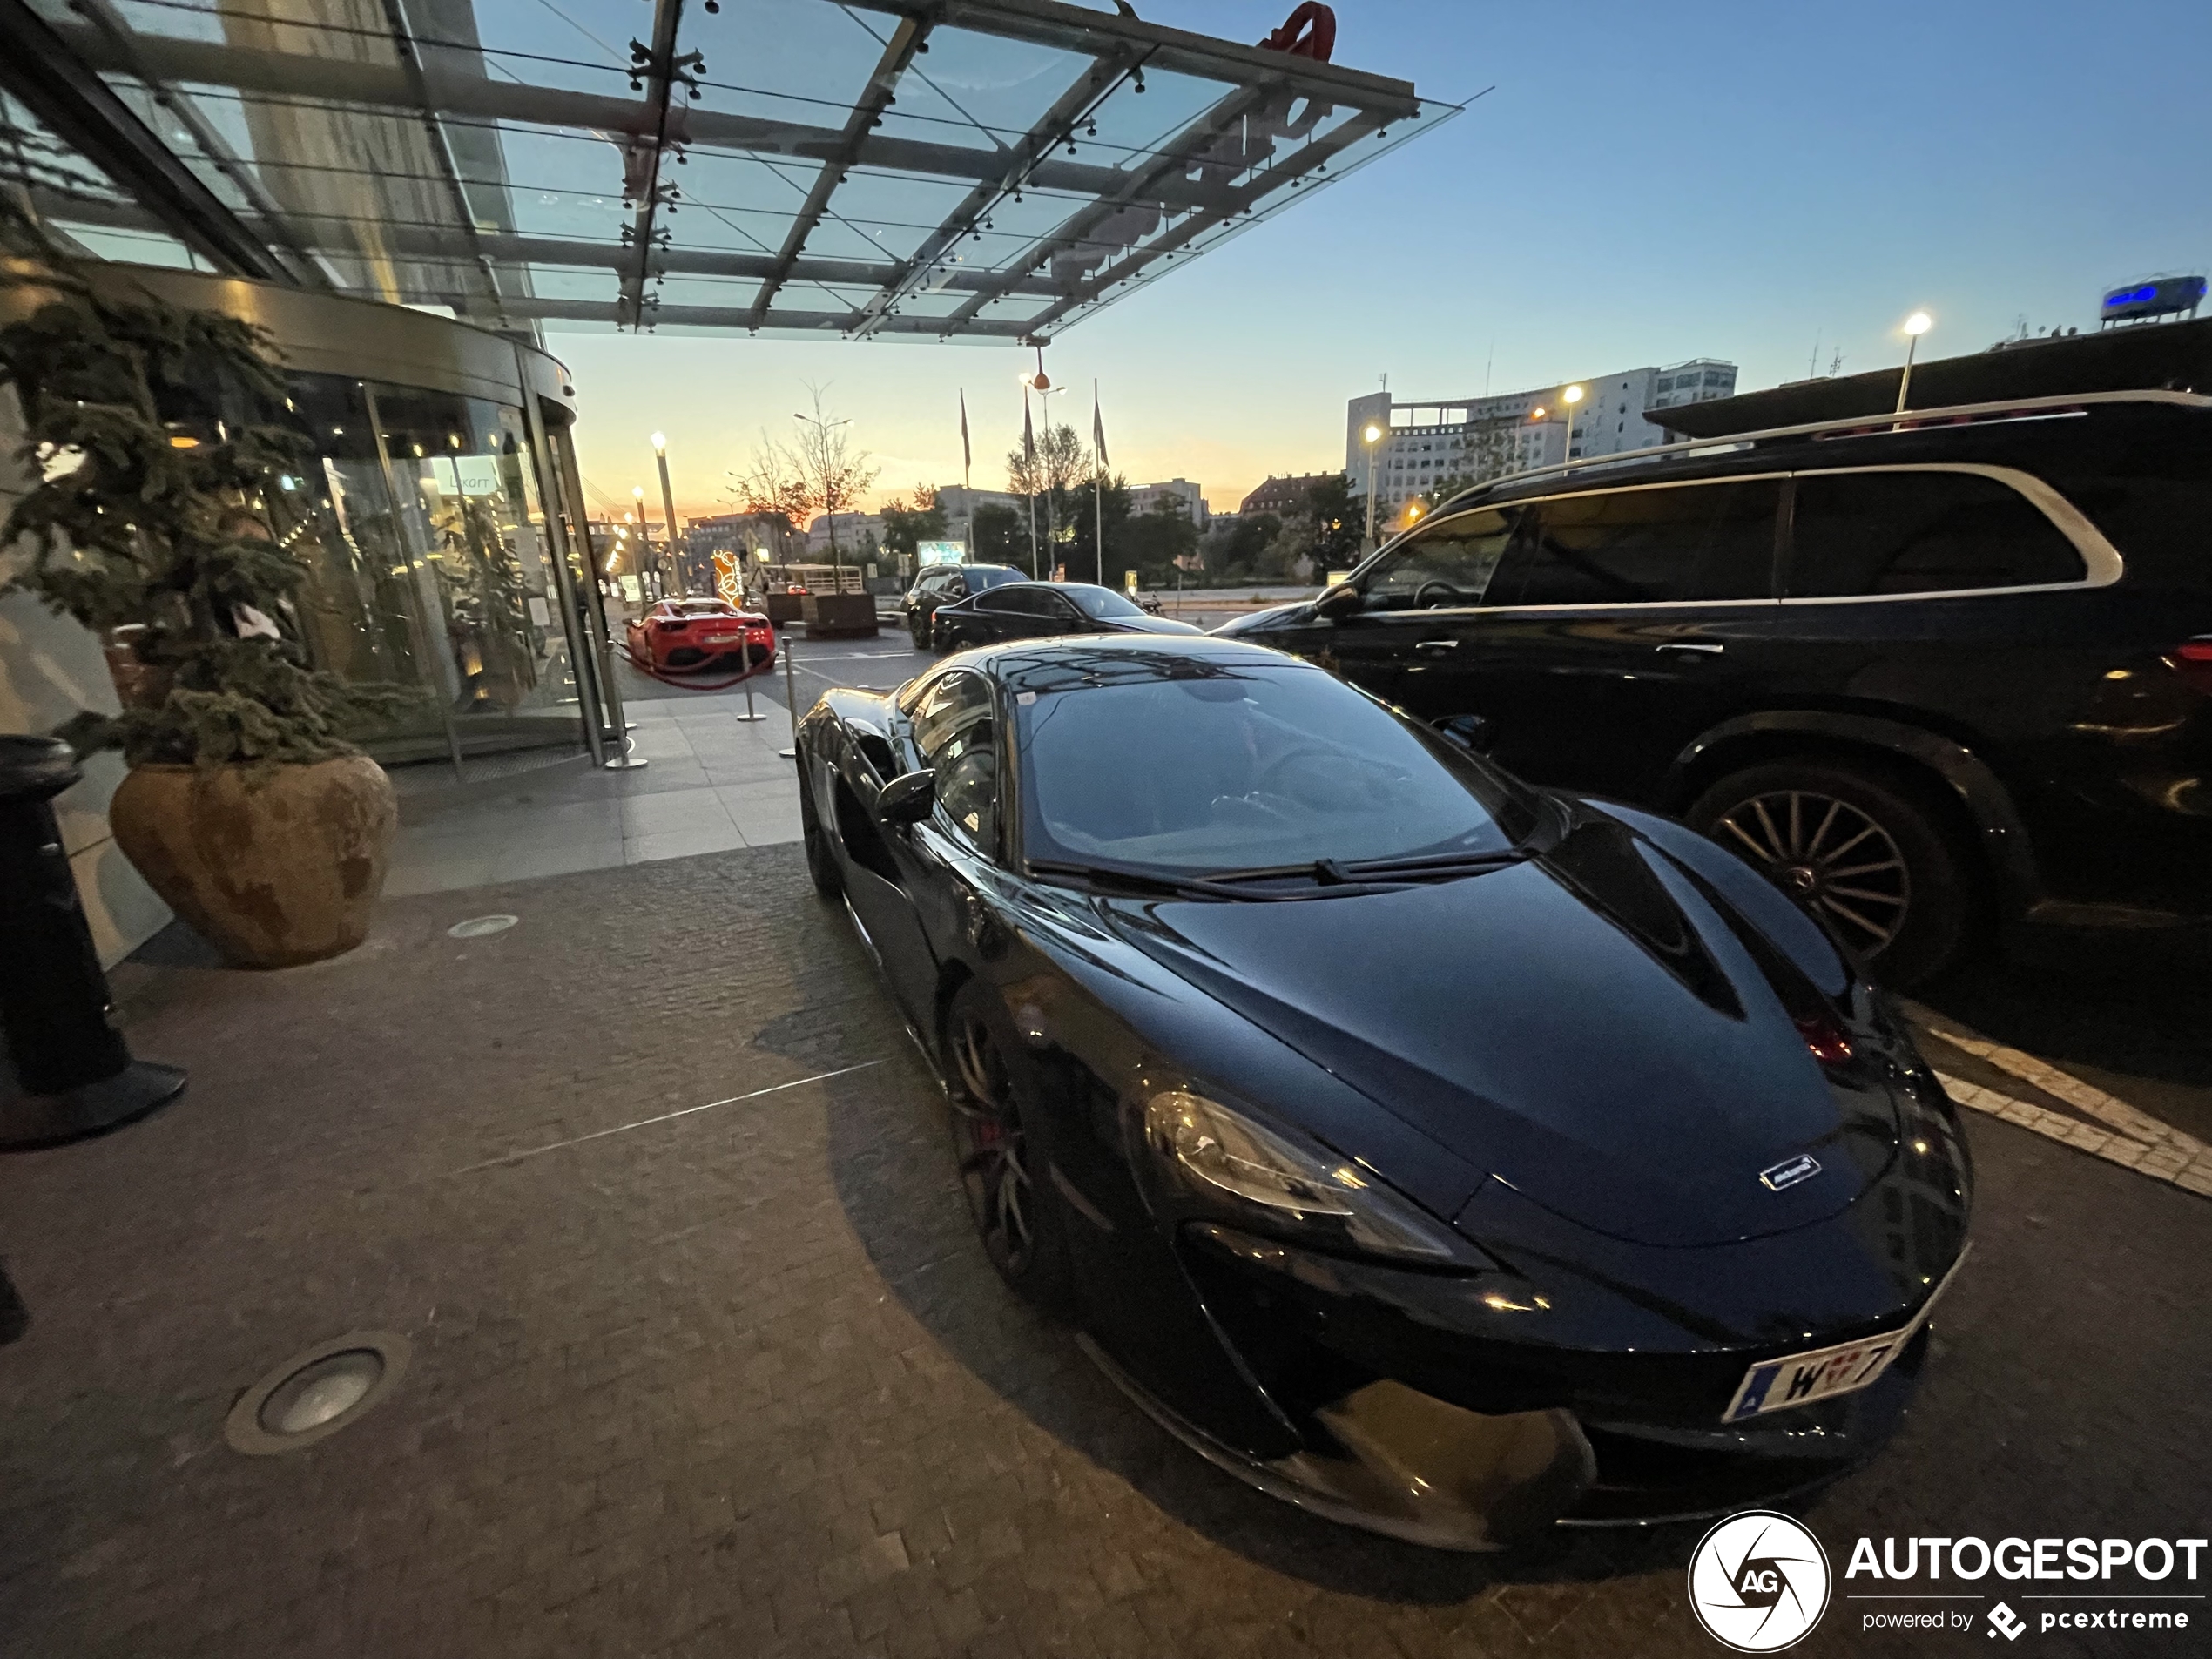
[1415, 638, 1460, 653]
[1655, 642, 1724, 656]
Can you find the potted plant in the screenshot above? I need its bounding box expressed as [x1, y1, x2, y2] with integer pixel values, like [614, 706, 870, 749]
[1, 200, 408, 968]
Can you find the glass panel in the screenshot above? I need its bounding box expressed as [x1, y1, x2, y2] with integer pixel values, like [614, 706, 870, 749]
[1786, 472, 2086, 597]
[367, 385, 583, 729]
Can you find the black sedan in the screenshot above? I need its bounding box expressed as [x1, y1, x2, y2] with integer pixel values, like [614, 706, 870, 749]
[795, 637, 1971, 1549]
[930, 580, 1203, 650]
[903, 563, 1024, 649]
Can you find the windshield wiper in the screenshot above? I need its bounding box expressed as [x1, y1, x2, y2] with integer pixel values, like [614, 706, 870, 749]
[1329, 849, 1532, 881]
[1028, 859, 1406, 902]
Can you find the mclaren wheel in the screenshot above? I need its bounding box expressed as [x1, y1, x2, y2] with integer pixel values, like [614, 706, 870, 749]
[1687, 757, 1979, 987]
[944, 980, 1072, 1312]
[798, 764, 842, 898]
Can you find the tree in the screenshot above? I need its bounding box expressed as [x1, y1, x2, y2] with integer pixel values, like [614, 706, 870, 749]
[1007, 421, 1089, 565]
[1418, 417, 1528, 514]
[970, 502, 1025, 565]
[731, 384, 880, 566]
[879, 485, 947, 563]
[1305, 475, 1364, 571]
[1064, 469, 1130, 584]
[0, 198, 408, 765]
[1201, 511, 1280, 582]
[1109, 496, 1200, 590]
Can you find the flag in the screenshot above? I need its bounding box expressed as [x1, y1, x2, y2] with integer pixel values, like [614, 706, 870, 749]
[1091, 380, 1109, 469]
[1022, 392, 1036, 469]
[959, 388, 971, 477]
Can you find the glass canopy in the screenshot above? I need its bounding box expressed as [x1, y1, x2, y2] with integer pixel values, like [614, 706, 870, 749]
[1, 0, 1455, 341]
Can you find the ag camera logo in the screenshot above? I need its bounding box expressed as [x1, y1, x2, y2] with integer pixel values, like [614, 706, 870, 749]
[1689, 1510, 1832, 1651]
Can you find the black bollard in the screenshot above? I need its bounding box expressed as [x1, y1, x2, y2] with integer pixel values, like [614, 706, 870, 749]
[0, 735, 185, 1149]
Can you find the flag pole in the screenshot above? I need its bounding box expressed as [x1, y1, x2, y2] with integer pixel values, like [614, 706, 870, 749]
[1022, 385, 1041, 579]
[959, 388, 973, 561]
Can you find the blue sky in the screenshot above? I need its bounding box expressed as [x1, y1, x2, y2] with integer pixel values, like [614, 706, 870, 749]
[559, 0, 2212, 518]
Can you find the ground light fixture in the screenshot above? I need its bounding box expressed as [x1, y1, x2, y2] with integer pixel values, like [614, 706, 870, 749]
[1898, 310, 1935, 415]
[223, 1331, 410, 1455]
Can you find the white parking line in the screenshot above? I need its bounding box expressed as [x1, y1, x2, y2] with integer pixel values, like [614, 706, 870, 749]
[1933, 1071, 2212, 1197]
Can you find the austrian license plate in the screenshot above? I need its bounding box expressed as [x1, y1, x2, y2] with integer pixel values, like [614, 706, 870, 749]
[1722, 1251, 1966, 1423]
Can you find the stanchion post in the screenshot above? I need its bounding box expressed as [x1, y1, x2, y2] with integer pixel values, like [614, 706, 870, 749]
[778, 634, 802, 759]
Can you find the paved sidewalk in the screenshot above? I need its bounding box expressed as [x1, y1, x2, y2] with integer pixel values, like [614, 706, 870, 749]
[2, 848, 2207, 1659]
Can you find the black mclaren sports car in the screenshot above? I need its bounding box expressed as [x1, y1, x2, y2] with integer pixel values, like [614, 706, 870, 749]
[794, 636, 1972, 1550]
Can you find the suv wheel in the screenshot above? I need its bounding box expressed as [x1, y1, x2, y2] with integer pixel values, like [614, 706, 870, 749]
[1685, 758, 1978, 987]
[907, 611, 931, 649]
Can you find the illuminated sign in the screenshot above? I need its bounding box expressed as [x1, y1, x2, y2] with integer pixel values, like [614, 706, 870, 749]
[2100, 275, 2206, 324]
[916, 541, 965, 565]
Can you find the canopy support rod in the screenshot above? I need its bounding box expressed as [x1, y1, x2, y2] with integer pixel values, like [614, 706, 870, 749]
[377, 0, 508, 321]
[618, 0, 687, 331]
[745, 14, 927, 330]
[850, 49, 1138, 341]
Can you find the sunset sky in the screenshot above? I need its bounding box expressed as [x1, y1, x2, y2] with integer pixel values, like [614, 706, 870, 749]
[556, 0, 2212, 523]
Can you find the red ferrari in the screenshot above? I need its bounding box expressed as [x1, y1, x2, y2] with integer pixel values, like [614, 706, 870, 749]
[626, 598, 776, 673]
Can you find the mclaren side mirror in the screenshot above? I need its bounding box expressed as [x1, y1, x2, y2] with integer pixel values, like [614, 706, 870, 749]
[1435, 713, 1497, 754]
[877, 768, 938, 825]
[1315, 581, 1363, 619]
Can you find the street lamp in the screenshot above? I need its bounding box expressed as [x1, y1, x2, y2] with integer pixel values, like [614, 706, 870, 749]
[1562, 384, 1585, 463]
[651, 432, 685, 597]
[1361, 421, 1386, 551]
[1897, 311, 1933, 415]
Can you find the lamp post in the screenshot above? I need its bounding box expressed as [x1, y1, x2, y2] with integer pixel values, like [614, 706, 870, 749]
[1361, 421, 1385, 551]
[1896, 311, 1933, 415]
[1561, 383, 1585, 464]
[651, 431, 685, 597]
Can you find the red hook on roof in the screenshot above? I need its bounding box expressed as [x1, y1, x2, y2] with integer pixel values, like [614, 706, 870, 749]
[1259, 2, 1337, 62]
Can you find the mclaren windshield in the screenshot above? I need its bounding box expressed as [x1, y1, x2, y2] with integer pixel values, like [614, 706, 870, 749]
[1014, 657, 1532, 876]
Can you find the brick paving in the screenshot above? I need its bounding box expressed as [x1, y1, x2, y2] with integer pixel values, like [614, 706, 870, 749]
[2, 846, 2209, 1658]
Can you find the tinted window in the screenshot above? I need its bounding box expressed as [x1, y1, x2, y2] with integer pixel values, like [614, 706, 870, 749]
[1487, 481, 1780, 607]
[911, 671, 999, 853]
[1361, 509, 1514, 610]
[1016, 662, 1517, 873]
[1066, 585, 1143, 619]
[986, 587, 1069, 617]
[1787, 470, 2086, 597]
[968, 566, 1021, 590]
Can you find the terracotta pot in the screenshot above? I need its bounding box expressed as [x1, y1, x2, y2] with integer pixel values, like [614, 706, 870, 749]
[109, 756, 397, 968]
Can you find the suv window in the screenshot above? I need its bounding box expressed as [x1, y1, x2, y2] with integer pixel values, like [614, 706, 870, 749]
[968, 566, 1021, 590]
[1486, 480, 1782, 607]
[910, 671, 999, 853]
[1361, 509, 1514, 610]
[1786, 469, 2086, 597]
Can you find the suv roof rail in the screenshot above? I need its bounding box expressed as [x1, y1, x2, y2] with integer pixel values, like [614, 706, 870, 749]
[1433, 388, 2212, 514]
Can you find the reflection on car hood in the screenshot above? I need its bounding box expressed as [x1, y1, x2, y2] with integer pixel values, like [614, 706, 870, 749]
[1098, 819, 1898, 1248]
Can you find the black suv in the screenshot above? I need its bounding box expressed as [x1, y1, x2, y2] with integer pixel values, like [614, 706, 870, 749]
[1222, 394, 2212, 982]
[903, 563, 1023, 649]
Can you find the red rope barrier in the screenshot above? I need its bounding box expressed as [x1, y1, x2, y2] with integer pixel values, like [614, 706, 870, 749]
[620, 645, 778, 692]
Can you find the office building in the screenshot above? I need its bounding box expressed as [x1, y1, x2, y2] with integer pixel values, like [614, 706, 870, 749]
[1129, 479, 1210, 525]
[1344, 360, 1739, 514]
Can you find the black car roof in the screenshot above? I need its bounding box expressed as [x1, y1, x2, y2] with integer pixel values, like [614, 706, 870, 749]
[1426, 397, 2210, 523]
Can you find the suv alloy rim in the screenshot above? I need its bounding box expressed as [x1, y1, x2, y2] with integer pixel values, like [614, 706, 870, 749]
[1714, 790, 1912, 955]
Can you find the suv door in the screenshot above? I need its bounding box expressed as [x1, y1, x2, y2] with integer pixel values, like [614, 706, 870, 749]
[1278, 508, 1518, 711]
[1458, 476, 1786, 797]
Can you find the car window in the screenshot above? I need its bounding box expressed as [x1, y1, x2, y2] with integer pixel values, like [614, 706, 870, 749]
[984, 588, 1064, 617]
[968, 567, 1020, 590]
[911, 671, 1000, 853]
[1067, 586, 1143, 619]
[1786, 470, 2087, 597]
[1485, 481, 1782, 607]
[1360, 509, 1515, 610]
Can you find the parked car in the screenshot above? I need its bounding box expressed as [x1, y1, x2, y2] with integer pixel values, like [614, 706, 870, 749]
[1221, 392, 2212, 984]
[903, 563, 1024, 648]
[625, 597, 775, 672]
[930, 581, 1204, 650]
[794, 635, 1970, 1548]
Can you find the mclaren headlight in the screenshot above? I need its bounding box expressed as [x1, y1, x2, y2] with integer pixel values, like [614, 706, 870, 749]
[1140, 1089, 1486, 1268]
